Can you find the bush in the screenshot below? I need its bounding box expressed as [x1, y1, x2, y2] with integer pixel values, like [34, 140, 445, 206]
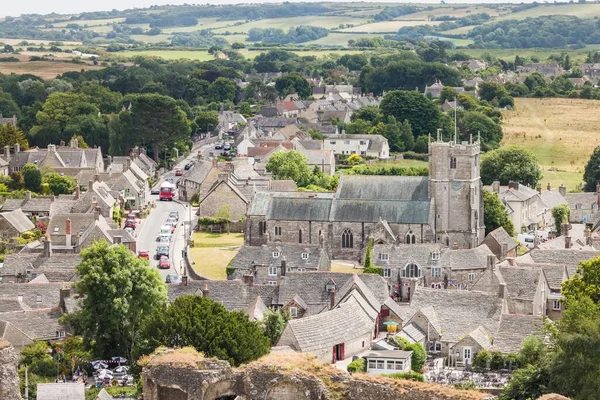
[473, 349, 490, 370]
[404, 342, 426, 372]
[403, 151, 429, 161]
[383, 371, 424, 382]
[489, 350, 505, 370]
[391, 336, 410, 349]
[347, 358, 367, 373]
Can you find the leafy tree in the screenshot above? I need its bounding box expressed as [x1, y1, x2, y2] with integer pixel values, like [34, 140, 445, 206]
[345, 119, 372, 135]
[266, 151, 312, 186]
[22, 163, 41, 192]
[261, 310, 289, 345]
[524, 73, 547, 92]
[583, 146, 600, 191]
[195, 111, 219, 133]
[64, 241, 166, 360]
[562, 257, 600, 303]
[478, 82, 509, 102]
[459, 111, 503, 148]
[44, 172, 75, 195]
[364, 237, 373, 269]
[0, 123, 29, 150]
[307, 128, 324, 140]
[351, 106, 382, 123]
[480, 146, 543, 187]
[404, 342, 426, 372]
[347, 154, 364, 165]
[518, 335, 546, 367]
[413, 135, 430, 154]
[500, 363, 551, 400]
[207, 77, 236, 103]
[275, 73, 311, 98]
[483, 190, 514, 236]
[551, 204, 570, 236]
[400, 119, 415, 151]
[111, 94, 191, 161]
[0, 90, 21, 119]
[380, 90, 443, 137]
[139, 295, 270, 366]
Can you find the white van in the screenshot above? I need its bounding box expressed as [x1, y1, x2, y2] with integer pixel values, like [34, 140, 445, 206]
[159, 225, 171, 236]
[158, 233, 170, 245]
[517, 233, 536, 249]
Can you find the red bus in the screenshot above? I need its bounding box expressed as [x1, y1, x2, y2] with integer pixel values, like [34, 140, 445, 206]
[159, 181, 175, 201]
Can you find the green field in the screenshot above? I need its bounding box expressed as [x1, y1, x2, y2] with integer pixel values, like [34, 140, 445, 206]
[425, 36, 474, 46]
[130, 34, 172, 43]
[52, 17, 125, 27]
[120, 49, 215, 61]
[190, 232, 244, 280]
[439, 25, 477, 35]
[341, 19, 441, 33]
[396, 5, 507, 20]
[216, 34, 248, 45]
[448, 45, 600, 61]
[212, 16, 371, 34]
[161, 18, 243, 34]
[501, 98, 600, 191]
[493, 3, 600, 21]
[304, 32, 385, 46]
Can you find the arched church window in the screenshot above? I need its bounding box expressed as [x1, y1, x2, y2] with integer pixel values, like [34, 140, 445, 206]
[402, 263, 421, 278]
[341, 229, 353, 248]
[405, 230, 416, 244]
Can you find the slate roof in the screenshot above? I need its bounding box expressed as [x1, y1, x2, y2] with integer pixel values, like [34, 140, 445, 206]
[0, 282, 68, 308]
[278, 296, 374, 352]
[181, 160, 213, 185]
[405, 287, 503, 343]
[268, 180, 297, 192]
[268, 197, 332, 221]
[492, 314, 544, 354]
[486, 227, 518, 252]
[0, 307, 65, 342]
[337, 176, 429, 201]
[36, 382, 84, 400]
[463, 326, 492, 350]
[229, 244, 326, 273]
[2, 196, 54, 213]
[524, 249, 599, 268]
[330, 199, 431, 224]
[564, 192, 598, 209]
[398, 322, 425, 344]
[540, 190, 567, 209]
[48, 214, 97, 238]
[298, 149, 333, 165]
[296, 140, 323, 151]
[0, 209, 34, 233]
[247, 295, 269, 321]
[444, 245, 496, 270]
[373, 243, 493, 270]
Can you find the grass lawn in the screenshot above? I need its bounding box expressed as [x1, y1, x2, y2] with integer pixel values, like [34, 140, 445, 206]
[331, 262, 362, 274]
[501, 97, 600, 191]
[129, 34, 172, 44]
[189, 231, 244, 280]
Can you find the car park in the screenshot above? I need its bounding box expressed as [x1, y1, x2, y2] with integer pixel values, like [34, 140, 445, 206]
[156, 245, 169, 259]
[159, 256, 171, 269]
[137, 250, 149, 259]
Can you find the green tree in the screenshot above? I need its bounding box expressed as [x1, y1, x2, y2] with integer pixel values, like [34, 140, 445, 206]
[111, 94, 191, 161]
[562, 257, 600, 303]
[0, 123, 29, 151]
[195, 111, 219, 133]
[478, 81, 509, 102]
[208, 77, 237, 103]
[551, 204, 570, 236]
[138, 295, 270, 366]
[400, 119, 415, 151]
[583, 146, 600, 191]
[404, 342, 426, 372]
[483, 190, 514, 236]
[64, 241, 166, 360]
[266, 151, 312, 187]
[261, 310, 289, 345]
[364, 237, 373, 269]
[350, 105, 382, 123]
[44, 172, 75, 195]
[380, 90, 443, 137]
[480, 146, 543, 187]
[500, 363, 551, 400]
[518, 335, 545, 367]
[459, 111, 503, 148]
[275, 73, 311, 98]
[22, 163, 41, 192]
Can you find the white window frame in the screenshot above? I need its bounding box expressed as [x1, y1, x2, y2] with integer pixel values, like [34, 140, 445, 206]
[268, 266, 277, 276]
[272, 251, 280, 258]
[289, 307, 298, 317]
[463, 347, 472, 363]
[468, 273, 475, 282]
[379, 253, 389, 261]
[57, 331, 66, 338]
[36, 295, 42, 303]
[431, 251, 440, 261]
[431, 267, 441, 277]
[383, 268, 391, 278]
[552, 300, 561, 311]
[301, 252, 309, 260]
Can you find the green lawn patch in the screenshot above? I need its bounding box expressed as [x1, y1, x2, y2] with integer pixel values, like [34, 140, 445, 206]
[189, 231, 244, 280]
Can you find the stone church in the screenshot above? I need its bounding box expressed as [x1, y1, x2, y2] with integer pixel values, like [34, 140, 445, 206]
[245, 138, 485, 261]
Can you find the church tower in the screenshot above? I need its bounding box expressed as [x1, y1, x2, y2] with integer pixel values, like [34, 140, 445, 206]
[428, 134, 484, 249]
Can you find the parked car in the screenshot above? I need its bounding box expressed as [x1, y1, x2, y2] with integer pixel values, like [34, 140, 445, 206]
[165, 274, 182, 284]
[137, 250, 149, 259]
[223, 142, 232, 151]
[151, 188, 160, 195]
[155, 245, 169, 259]
[159, 225, 172, 236]
[169, 211, 179, 220]
[184, 161, 195, 170]
[175, 168, 183, 176]
[214, 142, 223, 150]
[158, 233, 170, 244]
[159, 256, 171, 269]
[125, 218, 136, 229]
[125, 226, 134, 236]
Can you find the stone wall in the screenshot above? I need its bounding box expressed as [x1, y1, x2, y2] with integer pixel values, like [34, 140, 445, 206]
[142, 348, 492, 400]
[0, 341, 22, 400]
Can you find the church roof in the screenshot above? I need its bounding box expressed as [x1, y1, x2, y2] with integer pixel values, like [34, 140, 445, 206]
[336, 175, 429, 201]
[331, 199, 431, 224]
[268, 197, 332, 221]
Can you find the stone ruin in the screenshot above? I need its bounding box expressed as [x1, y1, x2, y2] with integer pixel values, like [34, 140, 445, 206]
[0, 340, 22, 400]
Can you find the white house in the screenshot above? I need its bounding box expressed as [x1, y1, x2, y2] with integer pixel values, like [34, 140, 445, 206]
[323, 133, 389, 159]
[364, 350, 413, 375]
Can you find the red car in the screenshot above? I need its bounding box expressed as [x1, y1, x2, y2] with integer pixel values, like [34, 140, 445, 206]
[159, 256, 171, 269]
[175, 168, 183, 176]
[137, 250, 150, 259]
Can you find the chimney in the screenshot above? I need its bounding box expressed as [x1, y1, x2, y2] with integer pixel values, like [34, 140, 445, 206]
[94, 206, 101, 221]
[203, 282, 210, 298]
[3, 145, 9, 161]
[129, 150, 135, 160]
[547, 182, 551, 191]
[212, 156, 217, 168]
[501, 243, 508, 260]
[43, 237, 52, 258]
[565, 235, 572, 249]
[559, 184, 566, 197]
[182, 275, 188, 286]
[88, 180, 93, 192]
[498, 282, 506, 299]
[70, 137, 78, 149]
[59, 140, 65, 147]
[243, 274, 254, 286]
[451, 242, 458, 250]
[329, 288, 336, 310]
[562, 223, 570, 237]
[197, 151, 203, 162]
[507, 257, 516, 266]
[319, 231, 325, 248]
[25, 191, 31, 201]
[48, 144, 56, 152]
[113, 235, 122, 245]
[124, 159, 130, 172]
[281, 257, 286, 277]
[492, 181, 500, 194]
[107, 155, 112, 166]
[94, 174, 100, 183]
[508, 181, 519, 191]
[14, 143, 19, 153]
[487, 255, 495, 271]
[74, 185, 80, 200]
[59, 286, 70, 312]
[65, 218, 71, 235]
[536, 184, 542, 194]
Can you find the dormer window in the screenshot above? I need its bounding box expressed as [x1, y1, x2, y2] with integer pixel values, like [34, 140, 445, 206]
[378, 253, 389, 261]
[36, 295, 42, 303]
[272, 251, 280, 258]
[301, 253, 309, 260]
[54, 227, 59, 232]
[431, 251, 440, 261]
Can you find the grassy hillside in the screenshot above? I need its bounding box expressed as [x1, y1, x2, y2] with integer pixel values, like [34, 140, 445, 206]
[501, 98, 600, 191]
[494, 3, 600, 21]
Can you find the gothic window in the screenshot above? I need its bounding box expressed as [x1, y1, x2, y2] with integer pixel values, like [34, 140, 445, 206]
[274, 226, 282, 236]
[298, 229, 303, 244]
[258, 221, 266, 236]
[450, 157, 457, 169]
[405, 230, 416, 244]
[341, 229, 353, 248]
[402, 263, 421, 278]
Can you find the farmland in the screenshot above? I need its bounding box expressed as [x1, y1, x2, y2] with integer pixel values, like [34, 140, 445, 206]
[0, 53, 102, 79]
[501, 98, 600, 191]
[211, 16, 372, 35]
[341, 20, 442, 34]
[493, 3, 600, 22]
